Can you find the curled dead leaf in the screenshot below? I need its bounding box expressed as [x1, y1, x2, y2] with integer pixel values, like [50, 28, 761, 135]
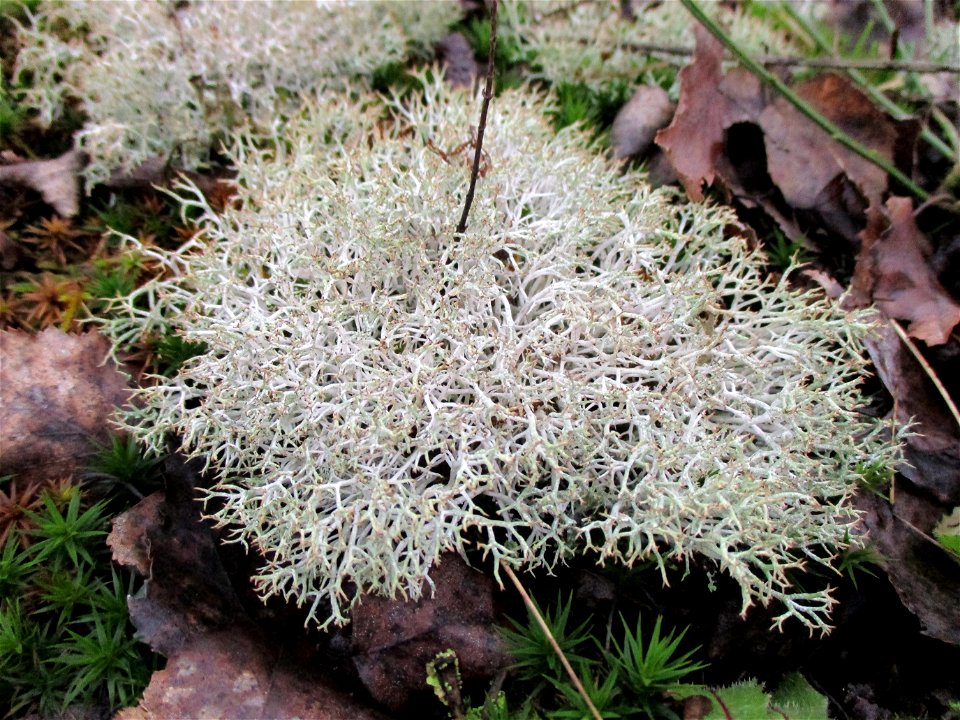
[0, 150, 82, 217]
[850, 196, 960, 346]
[111, 454, 386, 719]
[612, 84, 675, 160]
[351, 554, 509, 712]
[654, 24, 766, 202]
[758, 74, 898, 210]
[655, 24, 916, 248]
[857, 322, 960, 504]
[857, 488, 960, 646]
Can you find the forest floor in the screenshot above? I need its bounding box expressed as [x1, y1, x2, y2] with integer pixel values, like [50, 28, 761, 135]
[1, 2, 959, 719]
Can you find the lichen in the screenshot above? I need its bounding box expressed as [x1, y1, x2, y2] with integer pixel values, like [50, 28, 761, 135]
[13, 0, 461, 189]
[100, 75, 897, 632]
[500, 0, 803, 93]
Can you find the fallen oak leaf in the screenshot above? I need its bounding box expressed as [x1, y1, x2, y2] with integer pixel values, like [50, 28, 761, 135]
[850, 196, 960, 346]
[0, 150, 82, 217]
[654, 24, 766, 201]
[656, 23, 918, 247]
[758, 73, 903, 211]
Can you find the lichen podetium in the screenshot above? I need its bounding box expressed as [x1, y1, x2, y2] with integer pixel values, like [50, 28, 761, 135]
[100, 76, 898, 632]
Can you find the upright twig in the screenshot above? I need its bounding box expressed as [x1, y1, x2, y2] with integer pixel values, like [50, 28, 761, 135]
[499, 561, 603, 720]
[681, 0, 930, 202]
[456, 0, 498, 237]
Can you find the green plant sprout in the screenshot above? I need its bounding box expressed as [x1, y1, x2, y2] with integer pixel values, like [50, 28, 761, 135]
[57, 614, 151, 709]
[0, 488, 155, 715]
[673, 674, 828, 719]
[603, 614, 707, 717]
[23, 491, 108, 569]
[764, 228, 812, 273]
[856, 460, 894, 499]
[425, 648, 521, 720]
[84, 433, 163, 500]
[499, 592, 595, 683]
[547, 662, 626, 720]
[933, 506, 960, 561]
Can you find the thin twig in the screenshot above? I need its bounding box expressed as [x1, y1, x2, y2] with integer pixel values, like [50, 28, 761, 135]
[499, 562, 603, 720]
[455, 0, 498, 237]
[681, 0, 930, 202]
[611, 40, 960, 73]
[759, 55, 959, 73]
[888, 318, 960, 433]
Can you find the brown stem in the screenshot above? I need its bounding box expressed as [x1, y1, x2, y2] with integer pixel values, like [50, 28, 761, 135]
[577, 38, 960, 74]
[455, 0, 498, 237]
[499, 562, 603, 720]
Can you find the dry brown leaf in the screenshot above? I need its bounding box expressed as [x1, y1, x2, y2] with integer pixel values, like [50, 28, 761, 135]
[850, 196, 960, 346]
[611, 85, 675, 160]
[114, 628, 387, 720]
[656, 26, 916, 248]
[110, 454, 386, 720]
[0, 150, 82, 217]
[0, 328, 131, 485]
[350, 554, 509, 712]
[857, 488, 960, 646]
[857, 322, 960, 504]
[106, 492, 164, 576]
[654, 24, 766, 202]
[758, 74, 897, 211]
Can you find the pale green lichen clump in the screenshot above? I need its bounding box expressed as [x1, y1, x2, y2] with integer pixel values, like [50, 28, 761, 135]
[14, 0, 461, 189]
[501, 0, 803, 92]
[101, 76, 895, 632]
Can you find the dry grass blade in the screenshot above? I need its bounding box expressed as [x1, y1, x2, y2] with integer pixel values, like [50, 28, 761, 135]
[499, 562, 603, 720]
[889, 318, 960, 433]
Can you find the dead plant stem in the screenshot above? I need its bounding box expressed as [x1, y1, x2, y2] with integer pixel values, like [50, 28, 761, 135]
[612, 40, 960, 74]
[456, 0, 498, 237]
[889, 319, 960, 433]
[499, 562, 603, 720]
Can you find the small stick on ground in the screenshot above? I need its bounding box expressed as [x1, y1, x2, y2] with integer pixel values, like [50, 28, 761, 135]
[499, 561, 603, 720]
[455, 0, 498, 237]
